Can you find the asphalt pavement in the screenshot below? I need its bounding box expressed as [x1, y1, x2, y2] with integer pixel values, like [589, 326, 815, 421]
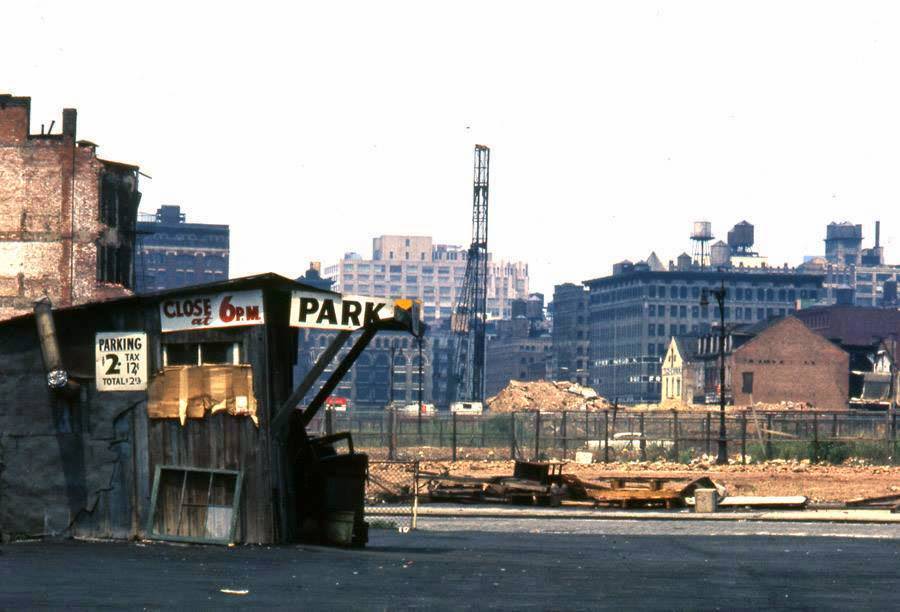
[2, 520, 899, 610]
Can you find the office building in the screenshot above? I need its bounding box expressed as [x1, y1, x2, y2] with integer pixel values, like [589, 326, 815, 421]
[134, 205, 229, 292]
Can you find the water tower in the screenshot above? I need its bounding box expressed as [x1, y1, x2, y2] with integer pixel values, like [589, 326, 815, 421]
[727, 221, 755, 255]
[691, 221, 714, 270]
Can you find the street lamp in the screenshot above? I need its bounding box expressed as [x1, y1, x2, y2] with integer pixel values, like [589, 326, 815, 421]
[700, 278, 728, 465]
[417, 333, 424, 440]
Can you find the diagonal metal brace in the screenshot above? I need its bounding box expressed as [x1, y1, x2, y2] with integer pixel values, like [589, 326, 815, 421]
[299, 326, 378, 428]
[271, 330, 352, 435]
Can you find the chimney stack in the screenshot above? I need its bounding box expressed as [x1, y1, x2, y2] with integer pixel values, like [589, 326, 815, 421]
[62, 108, 77, 139]
[875, 220, 881, 248]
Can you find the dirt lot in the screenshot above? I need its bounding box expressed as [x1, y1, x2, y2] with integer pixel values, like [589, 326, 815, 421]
[406, 458, 900, 503]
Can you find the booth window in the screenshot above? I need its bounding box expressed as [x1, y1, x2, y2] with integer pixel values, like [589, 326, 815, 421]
[163, 342, 242, 366]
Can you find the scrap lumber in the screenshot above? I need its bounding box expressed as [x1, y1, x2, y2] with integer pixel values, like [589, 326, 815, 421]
[845, 493, 900, 509]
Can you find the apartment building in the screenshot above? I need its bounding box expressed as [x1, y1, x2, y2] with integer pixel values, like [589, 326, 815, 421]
[324, 235, 529, 321]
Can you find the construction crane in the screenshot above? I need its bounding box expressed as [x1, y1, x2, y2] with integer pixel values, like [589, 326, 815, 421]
[449, 145, 490, 405]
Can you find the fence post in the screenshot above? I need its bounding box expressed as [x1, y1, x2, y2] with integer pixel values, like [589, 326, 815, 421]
[388, 409, 397, 460]
[510, 412, 517, 460]
[439, 418, 444, 448]
[812, 412, 819, 463]
[893, 413, 897, 465]
[705, 412, 711, 456]
[480, 418, 486, 449]
[452, 412, 458, 461]
[534, 410, 541, 461]
[411, 460, 419, 530]
[325, 407, 334, 436]
[741, 410, 747, 465]
[639, 413, 646, 462]
[672, 410, 679, 461]
[379, 414, 385, 447]
[765, 413, 773, 459]
[832, 413, 838, 439]
[584, 411, 589, 451]
[603, 410, 610, 463]
[562, 411, 568, 460]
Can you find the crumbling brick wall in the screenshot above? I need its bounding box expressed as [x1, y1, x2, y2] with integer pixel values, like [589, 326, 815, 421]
[0, 95, 140, 321]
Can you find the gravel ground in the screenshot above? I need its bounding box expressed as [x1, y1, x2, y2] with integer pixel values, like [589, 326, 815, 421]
[378, 459, 900, 503]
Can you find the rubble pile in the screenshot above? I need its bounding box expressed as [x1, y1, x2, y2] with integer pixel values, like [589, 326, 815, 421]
[487, 380, 611, 413]
[750, 400, 813, 411]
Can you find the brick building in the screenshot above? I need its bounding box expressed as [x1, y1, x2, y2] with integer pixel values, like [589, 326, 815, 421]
[0, 95, 141, 321]
[683, 317, 850, 410]
[729, 317, 849, 409]
[793, 304, 900, 347]
[134, 205, 229, 292]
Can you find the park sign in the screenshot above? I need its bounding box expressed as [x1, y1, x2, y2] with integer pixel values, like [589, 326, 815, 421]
[159, 290, 265, 332]
[95, 332, 148, 391]
[289, 291, 394, 330]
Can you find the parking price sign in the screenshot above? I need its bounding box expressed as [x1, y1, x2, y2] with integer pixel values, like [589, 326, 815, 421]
[95, 332, 148, 391]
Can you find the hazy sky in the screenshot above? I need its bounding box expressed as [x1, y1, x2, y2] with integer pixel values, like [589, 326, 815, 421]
[4, 1, 900, 297]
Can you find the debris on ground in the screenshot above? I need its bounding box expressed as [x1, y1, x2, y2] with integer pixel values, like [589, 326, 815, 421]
[420, 460, 726, 509]
[486, 380, 611, 413]
[846, 493, 900, 513]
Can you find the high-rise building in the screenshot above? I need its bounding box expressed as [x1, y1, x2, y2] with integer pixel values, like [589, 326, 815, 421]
[0, 94, 142, 321]
[134, 205, 229, 292]
[324, 235, 529, 321]
[551, 283, 590, 385]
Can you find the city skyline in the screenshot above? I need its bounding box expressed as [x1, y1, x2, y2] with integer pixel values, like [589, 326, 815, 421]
[3, 2, 900, 299]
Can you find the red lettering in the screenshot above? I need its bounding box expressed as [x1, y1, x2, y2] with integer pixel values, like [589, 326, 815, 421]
[246, 305, 260, 321]
[219, 295, 236, 322]
[203, 299, 212, 317]
[235, 306, 245, 321]
[163, 302, 177, 318]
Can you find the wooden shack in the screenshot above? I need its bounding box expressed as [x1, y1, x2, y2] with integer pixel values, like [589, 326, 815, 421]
[0, 273, 342, 543]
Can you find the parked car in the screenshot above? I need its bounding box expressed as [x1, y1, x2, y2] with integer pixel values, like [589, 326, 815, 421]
[324, 396, 349, 412]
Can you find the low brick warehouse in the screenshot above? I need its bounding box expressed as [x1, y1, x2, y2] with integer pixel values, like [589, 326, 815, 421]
[731, 316, 850, 410]
[0, 94, 141, 321]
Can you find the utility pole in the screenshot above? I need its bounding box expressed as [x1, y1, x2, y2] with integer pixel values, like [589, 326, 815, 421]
[701, 278, 728, 465]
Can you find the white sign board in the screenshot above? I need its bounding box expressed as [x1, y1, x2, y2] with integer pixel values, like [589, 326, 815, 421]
[159, 289, 265, 332]
[95, 332, 148, 391]
[289, 292, 394, 330]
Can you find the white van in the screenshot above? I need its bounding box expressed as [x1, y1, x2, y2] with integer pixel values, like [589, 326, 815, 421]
[401, 402, 436, 416]
[450, 401, 483, 415]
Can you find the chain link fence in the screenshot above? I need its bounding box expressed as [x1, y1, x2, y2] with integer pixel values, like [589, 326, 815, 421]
[365, 460, 419, 532]
[313, 409, 900, 464]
